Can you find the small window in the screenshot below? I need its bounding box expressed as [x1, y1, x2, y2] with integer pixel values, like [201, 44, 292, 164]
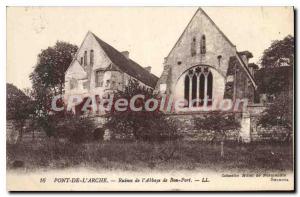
[70, 78, 78, 90]
[160, 84, 167, 93]
[80, 57, 83, 65]
[95, 70, 104, 87]
[191, 37, 196, 56]
[84, 51, 87, 67]
[200, 35, 206, 54]
[105, 80, 110, 87]
[82, 81, 88, 89]
[111, 81, 116, 88]
[90, 50, 94, 66]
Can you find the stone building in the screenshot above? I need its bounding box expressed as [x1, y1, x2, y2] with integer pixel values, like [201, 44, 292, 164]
[154, 8, 261, 142]
[63, 8, 292, 142]
[64, 31, 158, 114]
[155, 8, 257, 108]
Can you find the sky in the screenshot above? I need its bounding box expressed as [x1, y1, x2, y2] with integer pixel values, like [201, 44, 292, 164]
[7, 7, 294, 89]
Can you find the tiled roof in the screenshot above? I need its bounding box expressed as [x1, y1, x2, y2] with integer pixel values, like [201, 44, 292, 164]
[92, 33, 158, 88]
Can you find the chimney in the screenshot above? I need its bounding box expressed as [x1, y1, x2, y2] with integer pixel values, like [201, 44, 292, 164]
[238, 51, 253, 67]
[144, 66, 151, 73]
[248, 63, 259, 76]
[121, 51, 129, 59]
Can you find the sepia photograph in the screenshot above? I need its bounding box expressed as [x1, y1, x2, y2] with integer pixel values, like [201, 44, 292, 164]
[6, 6, 294, 191]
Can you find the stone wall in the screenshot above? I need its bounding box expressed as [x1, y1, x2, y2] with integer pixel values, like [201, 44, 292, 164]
[167, 113, 240, 141]
[6, 120, 46, 144]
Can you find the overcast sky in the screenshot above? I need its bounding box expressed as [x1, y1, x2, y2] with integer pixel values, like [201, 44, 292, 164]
[7, 7, 294, 89]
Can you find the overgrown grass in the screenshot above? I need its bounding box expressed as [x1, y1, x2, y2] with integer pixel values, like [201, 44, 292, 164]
[7, 139, 293, 172]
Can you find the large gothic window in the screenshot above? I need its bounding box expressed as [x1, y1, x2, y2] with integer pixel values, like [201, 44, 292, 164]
[183, 66, 213, 107]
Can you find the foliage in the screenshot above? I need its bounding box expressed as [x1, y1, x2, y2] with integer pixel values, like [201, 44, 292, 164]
[105, 80, 179, 141]
[7, 140, 293, 171]
[258, 92, 293, 131]
[195, 112, 240, 157]
[7, 83, 35, 141]
[30, 41, 78, 95]
[7, 83, 35, 121]
[56, 114, 96, 143]
[195, 112, 241, 140]
[255, 66, 292, 96]
[261, 35, 294, 68]
[29, 41, 77, 117]
[36, 112, 96, 143]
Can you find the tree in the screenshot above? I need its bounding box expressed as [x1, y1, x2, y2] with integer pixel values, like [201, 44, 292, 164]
[29, 41, 77, 136]
[30, 41, 78, 96]
[258, 93, 292, 141]
[261, 35, 294, 68]
[105, 80, 178, 141]
[29, 41, 77, 116]
[7, 83, 35, 141]
[195, 112, 241, 157]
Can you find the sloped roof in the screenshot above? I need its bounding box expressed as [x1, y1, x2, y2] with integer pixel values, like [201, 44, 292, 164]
[235, 53, 257, 89]
[227, 56, 257, 89]
[91, 33, 158, 88]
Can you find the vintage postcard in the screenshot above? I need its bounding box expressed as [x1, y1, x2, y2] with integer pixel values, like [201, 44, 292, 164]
[6, 7, 294, 191]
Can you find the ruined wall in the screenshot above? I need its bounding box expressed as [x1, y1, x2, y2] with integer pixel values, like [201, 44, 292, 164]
[248, 105, 292, 142]
[167, 113, 240, 141]
[6, 120, 46, 144]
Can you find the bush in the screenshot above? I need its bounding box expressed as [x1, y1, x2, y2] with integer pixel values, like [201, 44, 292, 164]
[56, 114, 96, 143]
[35, 113, 96, 144]
[105, 80, 180, 142]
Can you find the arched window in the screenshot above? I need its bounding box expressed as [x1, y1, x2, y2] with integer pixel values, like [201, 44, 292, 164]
[207, 72, 213, 105]
[192, 74, 197, 106]
[191, 37, 196, 56]
[183, 66, 213, 108]
[199, 73, 205, 106]
[84, 51, 87, 67]
[184, 75, 190, 106]
[90, 50, 94, 66]
[80, 57, 83, 65]
[200, 35, 206, 54]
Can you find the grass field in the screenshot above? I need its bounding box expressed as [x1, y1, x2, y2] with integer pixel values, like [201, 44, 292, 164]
[7, 139, 293, 172]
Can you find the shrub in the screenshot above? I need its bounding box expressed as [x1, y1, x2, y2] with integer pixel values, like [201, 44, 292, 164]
[105, 80, 180, 142]
[56, 114, 96, 143]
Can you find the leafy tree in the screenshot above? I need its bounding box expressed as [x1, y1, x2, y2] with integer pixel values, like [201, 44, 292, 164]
[255, 66, 292, 96]
[261, 35, 294, 68]
[195, 112, 240, 157]
[29, 41, 77, 117]
[29, 41, 77, 136]
[7, 83, 35, 141]
[30, 41, 78, 96]
[105, 80, 178, 141]
[258, 93, 292, 141]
